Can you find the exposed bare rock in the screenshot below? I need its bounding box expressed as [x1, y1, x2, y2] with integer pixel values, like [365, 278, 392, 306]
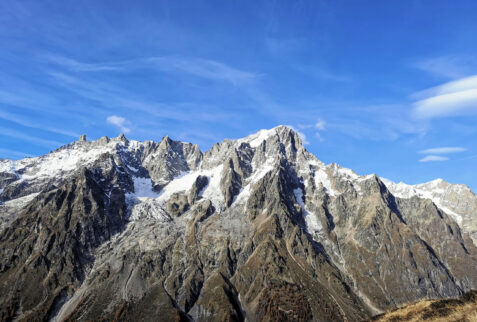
[188, 175, 208, 204]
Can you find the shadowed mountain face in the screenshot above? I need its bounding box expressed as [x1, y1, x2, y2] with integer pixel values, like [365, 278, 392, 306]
[0, 126, 476, 321]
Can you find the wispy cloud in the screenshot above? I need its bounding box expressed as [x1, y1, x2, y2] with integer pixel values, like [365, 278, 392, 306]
[419, 147, 467, 154]
[295, 64, 352, 82]
[315, 119, 326, 131]
[44, 54, 122, 72]
[0, 110, 79, 137]
[414, 55, 477, 79]
[0, 127, 64, 147]
[106, 115, 131, 134]
[412, 75, 477, 118]
[419, 155, 449, 162]
[0, 148, 34, 159]
[45, 54, 260, 84]
[313, 119, 327, 141]
[45, 71, 243, 130]
[296, 118, 327, 142]
[148, 56, 260, 84]
[419, 146, 467, 163]
[322, 104, 428, 141]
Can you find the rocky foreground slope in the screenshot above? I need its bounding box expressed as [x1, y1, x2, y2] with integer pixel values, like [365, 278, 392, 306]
[0, 126, 476, 321]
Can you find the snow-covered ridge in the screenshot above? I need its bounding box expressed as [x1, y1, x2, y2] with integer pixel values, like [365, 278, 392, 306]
[1, 137, 143, 181]
[237, 128, 278, 148]
[381, 178, 465, 224]
[1, 127, 473, 232]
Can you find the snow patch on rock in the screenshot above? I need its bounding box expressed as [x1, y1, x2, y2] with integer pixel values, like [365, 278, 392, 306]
[238, 128, 277, 148]
[294, 187, 322, 234]
[200, 165, 225, 210]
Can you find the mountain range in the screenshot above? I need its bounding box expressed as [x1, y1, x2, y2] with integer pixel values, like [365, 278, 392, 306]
[1, 126, 476, 321]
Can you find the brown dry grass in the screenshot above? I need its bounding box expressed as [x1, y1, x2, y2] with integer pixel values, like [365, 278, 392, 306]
[371, 291, 477, 322]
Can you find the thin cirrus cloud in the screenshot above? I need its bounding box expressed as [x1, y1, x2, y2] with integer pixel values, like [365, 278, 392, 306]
[0, 127, 64, 148]
[296, 118, 327, 142]
[418, 146, 467, 162]
[106, 115, 131, 134]
[44, 54, 122, 72]
[44, 54, 260, 84]
[412, 75, 477, 119]
[0, 110, 79, 138]
[0, 148, 33, 159]
[147, 56, 260, 84]
[419, 155, 449, 162]
[315, 119, 326, 131]
[419, 147, 467, 154]
[414, 55, 476, 79]
[314, 119, 326, 141]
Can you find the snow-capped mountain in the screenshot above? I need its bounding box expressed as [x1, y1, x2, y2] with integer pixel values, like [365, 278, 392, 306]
[1, 126, 476, 321]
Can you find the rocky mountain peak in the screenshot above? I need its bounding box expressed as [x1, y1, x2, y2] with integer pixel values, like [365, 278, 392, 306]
[237, 125, 303, 149]
[1, 127, 477, 321]
[118, 133, 128, 142]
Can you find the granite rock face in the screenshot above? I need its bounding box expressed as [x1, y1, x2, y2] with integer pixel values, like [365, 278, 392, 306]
[0, 126, 476, 321]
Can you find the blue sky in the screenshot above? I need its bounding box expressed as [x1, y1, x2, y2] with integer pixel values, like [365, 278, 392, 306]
[1, 1, 477, 190]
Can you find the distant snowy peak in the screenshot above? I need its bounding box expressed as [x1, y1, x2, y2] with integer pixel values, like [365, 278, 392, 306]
[381, 177, 473, 201]
[381, 177, 477, 226]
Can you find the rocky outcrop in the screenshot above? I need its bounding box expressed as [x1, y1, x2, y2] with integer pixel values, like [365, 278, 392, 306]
[0, 162, 129, 321]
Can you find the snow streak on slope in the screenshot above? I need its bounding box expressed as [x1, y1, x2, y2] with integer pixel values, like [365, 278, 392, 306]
[294, 187, 322, 234]
[131, 177, 158, 199]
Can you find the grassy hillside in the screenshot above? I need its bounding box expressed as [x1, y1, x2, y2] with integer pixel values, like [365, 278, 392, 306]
[371, 291, 477, 321]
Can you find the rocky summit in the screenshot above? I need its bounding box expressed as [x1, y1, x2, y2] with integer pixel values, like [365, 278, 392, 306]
[0, 126, 476, 322]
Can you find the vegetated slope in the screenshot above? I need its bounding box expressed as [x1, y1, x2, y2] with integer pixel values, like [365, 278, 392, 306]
[370, 290, 477, 321]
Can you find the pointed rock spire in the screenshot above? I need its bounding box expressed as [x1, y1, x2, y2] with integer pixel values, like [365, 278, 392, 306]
[119, 133, 127, 142]
[79, 134, 87, 142]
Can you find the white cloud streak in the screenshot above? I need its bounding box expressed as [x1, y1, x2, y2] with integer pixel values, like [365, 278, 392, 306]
[44, 55, 121, 72]
[414, 55, 477, 79]
[148, 56, 260, 84]
[0, 148, 34, 159]
[315, 119, 326, 130]
[413, 75, 477, 118]
[419, 155, 449, 162]
[0, 110, 79, 137]
[0, 127, 64, 147]
[106, 115, 131, 134]
[45, 54, 260, 84]
[419, 147, 467, 154]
